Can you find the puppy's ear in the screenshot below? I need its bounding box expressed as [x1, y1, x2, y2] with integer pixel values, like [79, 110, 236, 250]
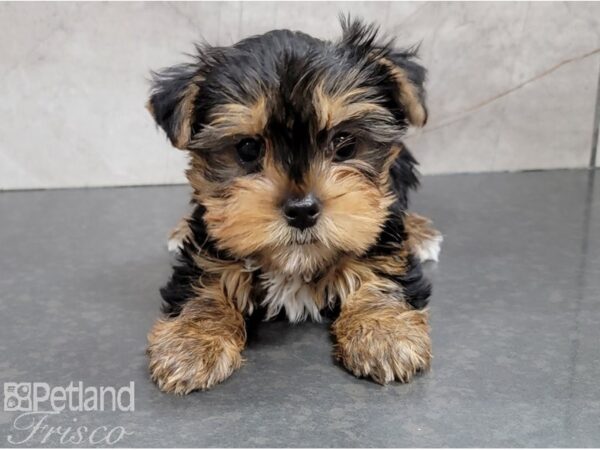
[339, 17, 427, 127]
[147, 64, 203, 149]
[378, 53, 428, 127]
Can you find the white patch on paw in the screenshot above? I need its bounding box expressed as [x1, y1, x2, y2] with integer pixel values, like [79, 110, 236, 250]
[260, 272, 321, 323]
[167, 216, 192, 254]
[167, 236, 184, 253]
[414, 233, 443, 263]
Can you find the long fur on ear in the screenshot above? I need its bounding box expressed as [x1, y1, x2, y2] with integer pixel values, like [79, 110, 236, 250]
[147, 63, 203, 149]
[379, 53, 428, 127]
[339, 17, 428, 127]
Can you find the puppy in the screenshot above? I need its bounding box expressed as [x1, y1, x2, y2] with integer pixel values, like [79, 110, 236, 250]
[146, 18, 442, 394]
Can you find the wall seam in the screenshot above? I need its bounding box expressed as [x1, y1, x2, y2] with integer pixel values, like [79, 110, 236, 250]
[590, 56, 600, 168]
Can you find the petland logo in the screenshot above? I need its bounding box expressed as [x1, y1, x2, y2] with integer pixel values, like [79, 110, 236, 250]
[3, 381, 134, 445]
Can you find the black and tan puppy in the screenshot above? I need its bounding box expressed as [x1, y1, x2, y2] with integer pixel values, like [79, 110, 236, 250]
[146, 18, 442, 394]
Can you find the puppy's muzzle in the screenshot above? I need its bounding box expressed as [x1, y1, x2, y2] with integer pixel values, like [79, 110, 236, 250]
[282, 193, 321, 230]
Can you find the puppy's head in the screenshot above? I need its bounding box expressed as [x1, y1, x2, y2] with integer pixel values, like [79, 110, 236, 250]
[148, 18, 427, 276]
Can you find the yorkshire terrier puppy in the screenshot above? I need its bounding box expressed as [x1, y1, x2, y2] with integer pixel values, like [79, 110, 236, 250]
[146, 18, 442, 394]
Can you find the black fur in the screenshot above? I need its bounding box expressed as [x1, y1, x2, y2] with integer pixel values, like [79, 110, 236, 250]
[148, 64, 198, 147]
[390, 146, 421, 210]
[393, 255, 431, 309]
[160, 204, 235, 316]
[160, 245, 202, 317]
[366, 200, 432, 310]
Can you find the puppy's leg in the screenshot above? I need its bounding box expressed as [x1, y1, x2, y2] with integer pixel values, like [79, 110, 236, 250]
[332, 284, 431, 384]
[167, 215, 192, 252]
[404, 212, 443, 262]
[147, 283, 246, 394]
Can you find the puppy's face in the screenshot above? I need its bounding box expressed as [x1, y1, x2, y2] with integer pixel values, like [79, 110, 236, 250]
[148, 20, 427, 276]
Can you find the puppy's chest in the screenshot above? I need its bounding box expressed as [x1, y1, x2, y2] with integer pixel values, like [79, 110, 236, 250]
[259, 271, 327, 323]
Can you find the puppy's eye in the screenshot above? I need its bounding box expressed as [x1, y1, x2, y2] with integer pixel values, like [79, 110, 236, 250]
[236, 138, 263, 164]
[331, 133, 357, 162]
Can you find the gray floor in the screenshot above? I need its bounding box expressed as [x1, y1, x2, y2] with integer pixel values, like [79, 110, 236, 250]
[1, 169, 599, 447]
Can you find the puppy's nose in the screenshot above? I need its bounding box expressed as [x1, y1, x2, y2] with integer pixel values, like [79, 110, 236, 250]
[283, 193, 321, 230]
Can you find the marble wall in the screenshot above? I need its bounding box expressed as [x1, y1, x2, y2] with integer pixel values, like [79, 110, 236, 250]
[1, 2, 599, 189]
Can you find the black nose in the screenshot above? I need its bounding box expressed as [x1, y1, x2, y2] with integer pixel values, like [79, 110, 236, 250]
[283, 194, 321, 230]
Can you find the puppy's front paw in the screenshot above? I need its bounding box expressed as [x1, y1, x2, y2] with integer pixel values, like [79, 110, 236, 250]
[405, 213, 443, 262]
[333, 305, 431, 384]
[167, 215, 192, 253]
[147, 318, 244, 394]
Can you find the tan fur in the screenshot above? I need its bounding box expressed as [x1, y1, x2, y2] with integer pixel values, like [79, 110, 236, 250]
[189, 96, 269, 151]
[174, 80, 202, 148]
[195, 153, 394, 279]
[145, 99, 155, 118]
[404, 212, 442, 262]
[313, 84, 389, 130]
[197, 258, 257, 315]
[208, 96, 268, 137]
[332, 283, 431, 384]
[147, 283, 246, 394]
[146, 75, 204, 149]
[200, 158, 288, 257]
[168, 215, 192, 250]
[186, 154, 215, 194]
[405, 213, 438, 251]
[378, 58, 427, 127]
[378, 144, 403, 187]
